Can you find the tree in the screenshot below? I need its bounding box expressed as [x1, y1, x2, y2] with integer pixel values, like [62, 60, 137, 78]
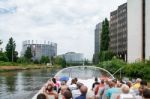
[0, 40, 2, 45]
[99, 51, 115, 62]
[40, 56, 49, 64]
[100, 18, 110, 51]
[24, 47, 32, 60]
[5, 37, 18, 62]
[0, 52, 8, 62]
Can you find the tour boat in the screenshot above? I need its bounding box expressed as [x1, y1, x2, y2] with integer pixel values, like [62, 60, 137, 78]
[32, 66, 114, 99]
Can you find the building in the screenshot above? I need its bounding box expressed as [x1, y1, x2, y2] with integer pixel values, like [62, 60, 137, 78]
[94, 22, 102, 63]
[63, 52, 84, 64]
[109, 3, 127, 61]
[127, 0, 150, 62]
[21, 40, 57, 60]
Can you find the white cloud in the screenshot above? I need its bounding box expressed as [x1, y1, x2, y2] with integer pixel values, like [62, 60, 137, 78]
[0, 0, 127, 60]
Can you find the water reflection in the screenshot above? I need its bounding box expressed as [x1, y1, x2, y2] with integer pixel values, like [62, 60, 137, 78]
[0, 68, 58, 99]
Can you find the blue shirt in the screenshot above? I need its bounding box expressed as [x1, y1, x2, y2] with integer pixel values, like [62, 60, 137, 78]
[106, 87, 120, 98]
[75, 94, 86, 99]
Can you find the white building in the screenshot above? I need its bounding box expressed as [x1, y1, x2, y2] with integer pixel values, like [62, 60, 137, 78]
[63, 52, 84, 64]
[127, 0, 150, 62]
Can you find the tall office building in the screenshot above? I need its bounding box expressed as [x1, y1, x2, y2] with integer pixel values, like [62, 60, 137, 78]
[94, 22, 102, 63]
[21, 40, 57, 60]
[127, 0, 150, 62]
[109, 3, 127, 61]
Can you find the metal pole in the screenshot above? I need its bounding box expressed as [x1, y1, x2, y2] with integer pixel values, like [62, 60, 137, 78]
[12, 44, 13, 62]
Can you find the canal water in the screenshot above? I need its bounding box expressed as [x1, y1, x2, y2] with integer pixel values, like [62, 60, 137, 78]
[0, 68, 59, 99]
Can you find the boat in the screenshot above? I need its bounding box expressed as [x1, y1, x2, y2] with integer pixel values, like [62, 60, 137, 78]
[32, 66, 114, 99]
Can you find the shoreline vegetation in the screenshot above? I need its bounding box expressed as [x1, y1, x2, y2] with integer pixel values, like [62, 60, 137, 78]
[0, 61, 60, 72]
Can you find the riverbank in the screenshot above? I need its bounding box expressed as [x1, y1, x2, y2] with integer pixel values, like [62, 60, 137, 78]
[0, 65, 60, 72]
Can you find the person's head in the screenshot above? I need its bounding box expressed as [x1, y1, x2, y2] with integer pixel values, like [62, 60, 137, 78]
[71, 79, 76, 85]
[76, 82, 83, 89]
[143, 88, 150, 99]
[121, 85, 130, 94]
[63, 90, 72, 99]
[46, 83, 54, 92]
[61, 81, 66, 85]
[136, 78, 142, 83]
[126, 81, 132, 88]
[101, 80, 104, 84]
[80, 85, 88, 95]
[37, 93, 47, 99]
[52, 78, 56, 84]
[74, 77, 78, 83]
[95, 77, 98, 82]
[141, 80, 147, 86]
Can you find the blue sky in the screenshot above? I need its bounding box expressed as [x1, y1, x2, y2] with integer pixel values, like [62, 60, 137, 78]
[0, 0, 126, 60]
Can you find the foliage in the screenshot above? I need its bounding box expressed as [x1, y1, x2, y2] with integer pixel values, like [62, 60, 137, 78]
[53, 56, 66, 68]
[17, 57, 28, 63]
[0, 61, 18, 66]
[5, 37, 18, 62]
[0, 52, 9, 62]
[24, 47, 32, 60]
[98, 58, 150, 80]
[124, 61, 150, 80]
[100, 18, 110, 51]
[40, 56, 49, 64]
[0, 40, 2, 45]
[98, 58, 126, 74]
[99, 51, 115, 62]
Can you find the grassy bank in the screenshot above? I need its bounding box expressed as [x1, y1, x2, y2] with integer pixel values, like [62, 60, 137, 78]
[0, 61, 60, 72]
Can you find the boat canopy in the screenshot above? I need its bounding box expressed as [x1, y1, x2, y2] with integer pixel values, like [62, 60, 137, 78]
[54, 66, 114, 80]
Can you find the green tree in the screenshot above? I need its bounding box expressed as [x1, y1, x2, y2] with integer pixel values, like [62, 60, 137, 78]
[53, 56, 66, 68]
[40, 56, 49, 64]
[0, 52, 8, 62]
[99, 51, 115, 62]
[100, 18, 109, 51]
[0, 40, 2, 45]
[24, 47, 32, 60]
[5, 37, 18, 62]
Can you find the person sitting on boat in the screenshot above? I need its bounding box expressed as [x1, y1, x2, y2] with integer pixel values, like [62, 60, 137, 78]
[116, 85, 135, 99]
[92, 77, 100, 91]
[69, 79, 77, 91]
[74, 77, 78, 84]
[75, 85, 88, 99]
[72, 82, 83, 99]
[106, 80, 120, 99]
[62, 89, 72, 99]
[95, 79, 105, 97]
[58, 80, 69, 95]
[44, 82, 58, 99]
[143, 88, 150, 99]
[37, 93, 48, 99]
[52, 78, 60, 92]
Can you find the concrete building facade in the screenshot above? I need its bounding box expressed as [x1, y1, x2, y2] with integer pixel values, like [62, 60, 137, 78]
[94, 22, 102, 63]
[109, 3, 127, 61]
[127, 0, 150, 62]
[21, 40, 57, 60]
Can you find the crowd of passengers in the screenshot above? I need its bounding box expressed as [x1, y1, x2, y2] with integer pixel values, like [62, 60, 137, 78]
[36, 77, 150, 99]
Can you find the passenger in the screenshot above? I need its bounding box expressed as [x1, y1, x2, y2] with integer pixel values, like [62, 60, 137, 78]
[58, 80, 68, 94]
[45, 82, 58, 99]
[63, 90, 72, 99]
[75, 85, 88, 99]
[102, 80, 111, 99]
[37, 93, 48, 99]
[116, 85, 134, 99]
[132, 78, 141, 89]
[143, 88, 150, 99]
[139, 80, 148, 96]
[92, 77, 100, 90]
[69, 79, 77, 91]
[52, 78, 60, 91]
[74, 77, 78, 84]
[95, 80, 105, 96]
[106, 80, 120, 99]
[72, 82, 83, 99]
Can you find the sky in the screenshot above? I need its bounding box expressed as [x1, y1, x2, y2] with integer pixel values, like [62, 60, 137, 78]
[0, 0, 127, 60]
